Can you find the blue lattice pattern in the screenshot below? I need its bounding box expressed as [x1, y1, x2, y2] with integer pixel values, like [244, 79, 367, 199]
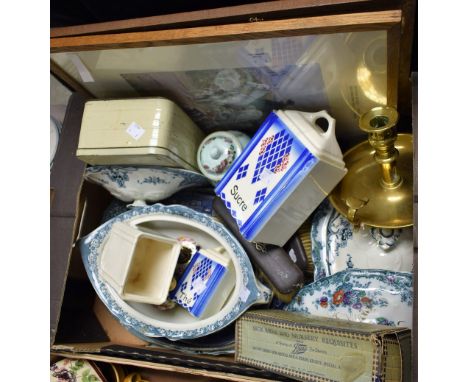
[236, 164, 249, 180]
[254, 188, 267, 204]
[191, 257, 213, 286]
[220, 192, 243, 227]
[179, 281, 188, 292]
[252, 129, 293, 183]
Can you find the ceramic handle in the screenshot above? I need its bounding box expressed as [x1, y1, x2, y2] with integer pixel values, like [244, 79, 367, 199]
[255, 279, 273, 304]
[302, 110, 336, 138]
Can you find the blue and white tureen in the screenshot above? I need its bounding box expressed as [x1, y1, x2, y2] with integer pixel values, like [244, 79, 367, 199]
[84, 166, 210, 206]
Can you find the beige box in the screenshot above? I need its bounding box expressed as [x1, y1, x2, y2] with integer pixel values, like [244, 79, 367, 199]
[236, 310, 411, 382]
[76, 98, 206, 171]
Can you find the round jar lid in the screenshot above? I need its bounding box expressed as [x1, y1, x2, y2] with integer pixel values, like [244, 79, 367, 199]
[197, 131, 243, 181]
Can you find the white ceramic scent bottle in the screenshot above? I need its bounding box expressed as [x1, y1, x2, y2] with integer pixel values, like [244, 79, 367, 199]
[197, 130, 250, 184]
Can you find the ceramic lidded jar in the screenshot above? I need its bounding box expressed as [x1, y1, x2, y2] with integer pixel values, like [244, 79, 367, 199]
[197, 131, 250, 184]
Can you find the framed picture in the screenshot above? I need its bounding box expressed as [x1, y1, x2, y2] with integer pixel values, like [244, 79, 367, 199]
[51, 8, 407, 148]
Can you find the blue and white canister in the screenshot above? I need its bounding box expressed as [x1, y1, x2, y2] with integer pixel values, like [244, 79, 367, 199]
[215, 110, 347, 247]
[170, 249, 234, 318]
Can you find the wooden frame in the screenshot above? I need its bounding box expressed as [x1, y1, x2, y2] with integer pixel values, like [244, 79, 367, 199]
[51, 10, 402, 110]
[50, 0, 392, 38]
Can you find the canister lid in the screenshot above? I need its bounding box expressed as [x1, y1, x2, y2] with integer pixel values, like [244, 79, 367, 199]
[197, 131, 243, 181]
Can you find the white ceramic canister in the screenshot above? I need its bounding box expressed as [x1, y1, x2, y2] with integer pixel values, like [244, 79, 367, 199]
[99, 221, 182, 305]
[76, 98, 206, 171]
[197, 130, 250, 184]
[215, 110, 347, 247]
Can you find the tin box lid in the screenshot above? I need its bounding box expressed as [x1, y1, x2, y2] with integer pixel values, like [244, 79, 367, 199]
[78, 97, 200, 150]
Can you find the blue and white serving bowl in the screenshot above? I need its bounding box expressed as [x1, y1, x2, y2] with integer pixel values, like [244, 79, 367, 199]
[285, 269, 413, 329]
[80, 203, 272, 340]
[84, 166, 210, 206]
[311, 199, 413, 280]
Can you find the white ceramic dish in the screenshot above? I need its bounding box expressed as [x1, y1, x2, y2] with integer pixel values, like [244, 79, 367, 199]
[84, 166, 210, 206]
[80, 204, 272, 340]
[50, 116, 61, 167]
[311, 199, 413, 280]
[285, 269, 413, 328]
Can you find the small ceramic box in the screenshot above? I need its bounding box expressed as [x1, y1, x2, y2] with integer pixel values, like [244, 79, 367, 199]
[99, 222, 181, 305]
[170, 248, 235, 318]
[76, 97, 206, 171]
[215, 109, 347, 246]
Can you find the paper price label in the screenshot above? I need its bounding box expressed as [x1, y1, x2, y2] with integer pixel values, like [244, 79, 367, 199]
[126, 122, 145, 140]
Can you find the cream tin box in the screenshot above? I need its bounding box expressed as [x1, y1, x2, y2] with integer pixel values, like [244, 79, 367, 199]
[77, 98, 205, 171]
[215, 110, 347, 246]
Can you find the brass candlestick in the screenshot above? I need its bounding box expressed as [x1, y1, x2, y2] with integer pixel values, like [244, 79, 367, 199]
[329, 106, 413, 228]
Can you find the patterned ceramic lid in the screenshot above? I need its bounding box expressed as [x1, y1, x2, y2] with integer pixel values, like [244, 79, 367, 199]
[197, 131, 243, 181]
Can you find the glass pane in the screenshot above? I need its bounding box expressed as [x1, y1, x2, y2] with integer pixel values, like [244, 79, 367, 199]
[51, 30, 387, 149]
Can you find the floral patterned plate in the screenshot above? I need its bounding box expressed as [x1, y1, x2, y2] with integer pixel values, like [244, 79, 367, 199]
[285, 269, 413, 328]
[50, 358, 106, 382]
[311, 199, 413, 280]
[84, 166, 210, 206]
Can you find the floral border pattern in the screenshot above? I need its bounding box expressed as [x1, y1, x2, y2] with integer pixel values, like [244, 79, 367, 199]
[285, 269, 413, 328]
[80, 203, 268, 340]
[311, 199, 410, 280]
[84, 165, 209, 189]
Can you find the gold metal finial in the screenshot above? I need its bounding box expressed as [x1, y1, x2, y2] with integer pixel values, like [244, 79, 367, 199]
[329, 106, 413, 228]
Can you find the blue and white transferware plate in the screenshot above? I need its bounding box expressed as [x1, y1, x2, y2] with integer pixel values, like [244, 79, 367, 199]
[285, 269, 413, 328]
[84, 166, 210, 206]
[311, 199, 413, 280]
[80, 203, 272, 340]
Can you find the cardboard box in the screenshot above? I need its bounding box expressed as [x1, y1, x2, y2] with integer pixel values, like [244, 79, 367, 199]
[50, 93, 296, 382]
[50, 4, 417, 378]
[235, 310, 411, 382]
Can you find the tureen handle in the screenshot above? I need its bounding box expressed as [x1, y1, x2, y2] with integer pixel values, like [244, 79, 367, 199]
[254, 279, 273, 304]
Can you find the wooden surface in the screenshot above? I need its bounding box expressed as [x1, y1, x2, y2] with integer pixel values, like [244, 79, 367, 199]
[50, 0, 388, 38]
[51, 10, 401, 52]
[412, 71, 418, 382]
[387, 22, 402, 108]
[397, 0, 416, 118]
